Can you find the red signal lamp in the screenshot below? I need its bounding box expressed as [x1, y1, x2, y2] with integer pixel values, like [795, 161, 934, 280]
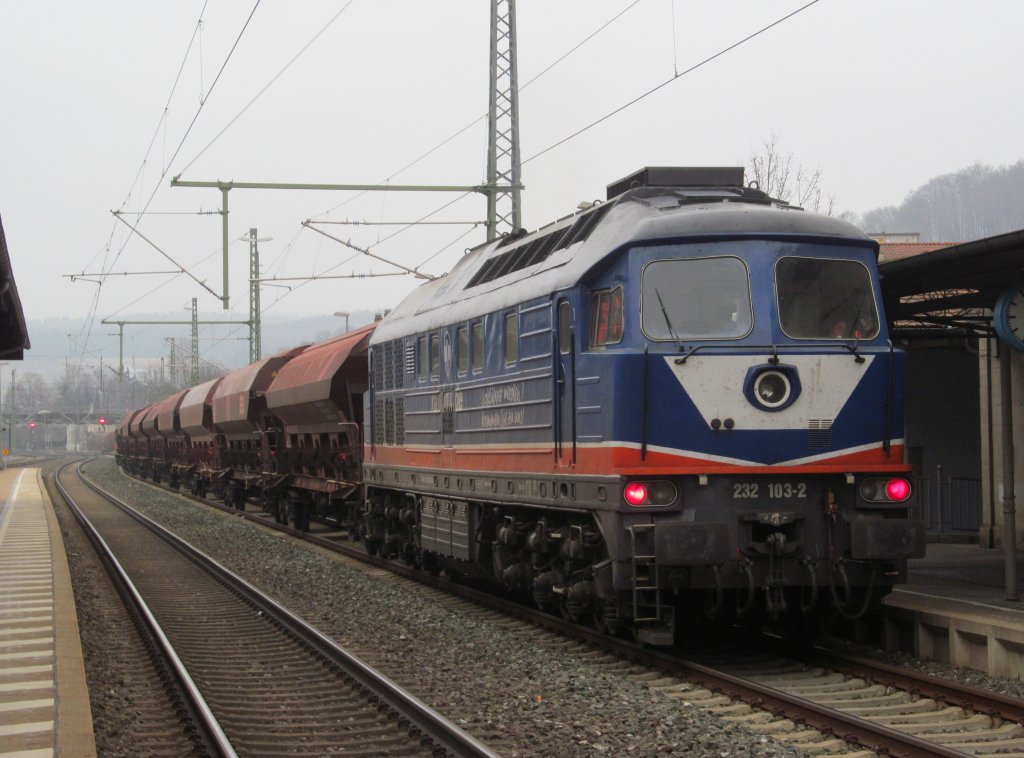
[98, 417, 107, 426]
[28, 421, 37, 429]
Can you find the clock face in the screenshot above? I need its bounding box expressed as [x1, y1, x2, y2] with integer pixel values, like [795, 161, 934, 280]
[994, 286, 1024, 351]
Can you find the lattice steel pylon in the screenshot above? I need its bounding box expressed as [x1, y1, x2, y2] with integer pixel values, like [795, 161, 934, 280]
[247, 228, 262, 363]
[190, 298, 199, 385]
[485, 0, 522, 241]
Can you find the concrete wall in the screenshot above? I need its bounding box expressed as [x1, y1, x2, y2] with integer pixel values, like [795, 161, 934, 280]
[979, 340, 1024, 548]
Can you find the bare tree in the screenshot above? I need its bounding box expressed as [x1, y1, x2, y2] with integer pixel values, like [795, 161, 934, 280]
[746, 132, 835, 215]
[15, 372, 54, 413]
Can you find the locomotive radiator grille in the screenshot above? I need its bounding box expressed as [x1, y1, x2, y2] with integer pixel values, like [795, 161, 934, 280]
[807, 419, 834, 450]
[395, 397, 405, 445]
[385, 397, 396, 445]
[391, 341, 405, 389]
[383, 341, 397, 390]
[373, 399, 385, 445]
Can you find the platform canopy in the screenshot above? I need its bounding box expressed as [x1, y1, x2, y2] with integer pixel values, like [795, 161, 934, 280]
[0, 214, 29, 359]
[879, 228, 1024, 338]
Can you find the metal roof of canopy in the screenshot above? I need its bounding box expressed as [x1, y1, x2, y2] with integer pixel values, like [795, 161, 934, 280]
[0, 215, 30, 359]
[879, 228, 1024, 337]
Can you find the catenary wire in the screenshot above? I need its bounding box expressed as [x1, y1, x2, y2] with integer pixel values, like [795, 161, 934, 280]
[81, 1, 262, 361]
[175, 0, 360, 178]
[523, 0, 823, 166]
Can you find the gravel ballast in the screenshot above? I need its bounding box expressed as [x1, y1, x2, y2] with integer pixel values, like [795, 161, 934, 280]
[66, 457, 1024, 756]
[70, 458, 810, 757]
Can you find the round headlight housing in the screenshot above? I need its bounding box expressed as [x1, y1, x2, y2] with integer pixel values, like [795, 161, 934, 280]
[753, 370, 791, 409]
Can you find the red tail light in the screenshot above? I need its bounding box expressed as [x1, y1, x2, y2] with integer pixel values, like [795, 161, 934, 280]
[859, 476, 913, 503]
[885, 478, 911, 501]
[624, 482, 648, 506]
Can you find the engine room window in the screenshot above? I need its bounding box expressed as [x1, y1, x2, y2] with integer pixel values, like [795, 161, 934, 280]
[472, 320, 484, 371]
[429, 334, 440, 377]
[417, 335, 427, 379]
[558, 300, 572, 354]
[504, 312, 518, 365]
[590, 286, 623, 346]
[457, 326, 468, 374]
[641, 256, 752, 340]
[776, 257, 880, 339]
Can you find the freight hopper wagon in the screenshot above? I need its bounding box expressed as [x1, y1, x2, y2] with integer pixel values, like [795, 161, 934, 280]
[262, 324, 374, 530]
[174, 376, 224, 495]
[115, 408, 146, 473]
[150, 389, 189, 484]
[207, 346, 308, 508]
[363, 166, 925, 644]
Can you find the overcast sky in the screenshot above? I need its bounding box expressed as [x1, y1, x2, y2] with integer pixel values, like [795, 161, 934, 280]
[2, 0, 1023, 365]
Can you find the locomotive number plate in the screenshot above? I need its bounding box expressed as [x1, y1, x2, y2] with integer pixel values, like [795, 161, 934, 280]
[732, 482, 807, 499]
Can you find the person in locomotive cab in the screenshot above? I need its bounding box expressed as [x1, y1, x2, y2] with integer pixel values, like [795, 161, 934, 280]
[828, 312, 877, 339]
[779, 257, 878, 340]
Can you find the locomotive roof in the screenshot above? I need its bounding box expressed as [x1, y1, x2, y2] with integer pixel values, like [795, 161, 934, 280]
[372, 186, 876, 344]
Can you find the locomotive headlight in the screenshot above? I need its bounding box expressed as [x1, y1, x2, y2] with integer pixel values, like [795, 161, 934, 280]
[753, 370, 791, 409]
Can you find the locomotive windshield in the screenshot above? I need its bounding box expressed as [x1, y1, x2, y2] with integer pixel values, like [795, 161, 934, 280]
[641, 255, 753, 340]
[776, 257, 879, 339]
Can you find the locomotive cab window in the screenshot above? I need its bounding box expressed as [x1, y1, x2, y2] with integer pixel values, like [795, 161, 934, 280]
[776, 257, 880, 340]
[641, 255, 752, 340]
[504, 312, 518, 365]
[472, 320, 484, 372]
[590, 286, 623, 347]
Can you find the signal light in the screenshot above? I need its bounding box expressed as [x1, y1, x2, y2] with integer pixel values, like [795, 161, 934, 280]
[28, 421, 36, 429]
[98, 417, 107, 426]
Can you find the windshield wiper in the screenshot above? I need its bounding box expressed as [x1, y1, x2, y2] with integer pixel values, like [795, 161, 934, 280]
[654, 288, 683, 350]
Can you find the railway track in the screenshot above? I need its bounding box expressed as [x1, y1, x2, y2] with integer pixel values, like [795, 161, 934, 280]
[58, 461, 498, 757]
[112, 463, 1024, 756]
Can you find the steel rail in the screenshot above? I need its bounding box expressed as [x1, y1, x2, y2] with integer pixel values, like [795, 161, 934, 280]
[54, 462, 236, 758]
[811, 646, 1024, 725]
[79, 462, 500, 758]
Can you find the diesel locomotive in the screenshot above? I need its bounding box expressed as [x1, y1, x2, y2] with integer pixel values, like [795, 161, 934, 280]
[118, 167, 924, 644]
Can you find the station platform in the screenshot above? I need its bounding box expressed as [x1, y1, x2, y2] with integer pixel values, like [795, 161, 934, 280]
[879, 542, 1024, 679]
[0, 468, 95, 757]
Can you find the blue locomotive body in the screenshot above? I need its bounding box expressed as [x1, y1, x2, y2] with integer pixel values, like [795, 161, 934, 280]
[118, 167, 925, 644]
[364, 168, 923, 642]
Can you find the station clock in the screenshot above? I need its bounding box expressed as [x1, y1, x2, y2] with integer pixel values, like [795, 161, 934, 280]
[994, 285, 1024, 351]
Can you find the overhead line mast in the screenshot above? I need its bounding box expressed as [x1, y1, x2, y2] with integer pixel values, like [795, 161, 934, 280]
[486, 0, 522, 240]
[170, 2, 524, 311]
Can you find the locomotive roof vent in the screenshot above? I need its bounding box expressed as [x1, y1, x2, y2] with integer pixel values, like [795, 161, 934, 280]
[606, 166, 792, 209]
[606, 166, 746, 200]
